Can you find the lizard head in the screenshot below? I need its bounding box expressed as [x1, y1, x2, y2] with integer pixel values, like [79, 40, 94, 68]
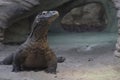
[35, 11, 59, 24]
[30, 11, 59, 40]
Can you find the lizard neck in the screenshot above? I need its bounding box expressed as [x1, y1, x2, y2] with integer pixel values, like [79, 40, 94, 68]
[28, 21, 50, 42]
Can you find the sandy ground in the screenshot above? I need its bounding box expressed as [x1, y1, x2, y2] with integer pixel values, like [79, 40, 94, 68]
[0, 43, 119, 80]
[0, 33, 120, 80]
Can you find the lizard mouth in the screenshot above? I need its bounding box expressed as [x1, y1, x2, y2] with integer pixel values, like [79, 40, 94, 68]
[47, 11, 59, 23]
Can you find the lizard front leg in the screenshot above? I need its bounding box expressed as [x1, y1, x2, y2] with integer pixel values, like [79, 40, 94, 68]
[45, 49, 57, 74]
[12, 49, 26, 72]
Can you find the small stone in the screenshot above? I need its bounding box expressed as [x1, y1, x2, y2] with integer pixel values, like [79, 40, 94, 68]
[54, 76, 57, 78]
[88, 58, 93, 61]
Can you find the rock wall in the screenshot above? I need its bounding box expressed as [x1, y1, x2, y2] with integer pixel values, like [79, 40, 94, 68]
[3, 0, 118, 43]
[61, 3, 106, 32]
[49, 0, 118, 33]
[87, 0, 118, 32]
[112, 0, 120, 57]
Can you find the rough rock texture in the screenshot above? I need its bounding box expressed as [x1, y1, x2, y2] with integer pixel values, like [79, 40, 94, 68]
[113, 0, 120, 57]
[0, 0, 71, 29]
[4, 19, 30, 43]
[61, 3, 106, 32]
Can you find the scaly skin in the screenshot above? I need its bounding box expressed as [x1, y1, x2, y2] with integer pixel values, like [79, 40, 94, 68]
[0, 11, 65, 73]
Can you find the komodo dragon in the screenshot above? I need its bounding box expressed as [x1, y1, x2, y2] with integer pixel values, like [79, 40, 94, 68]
[0, 11, 65, 73]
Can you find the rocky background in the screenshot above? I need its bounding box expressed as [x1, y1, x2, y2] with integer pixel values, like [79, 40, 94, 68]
[112, 0, 120, 57]
[2, 0, 118, 43]
[61, 3, 106, 32]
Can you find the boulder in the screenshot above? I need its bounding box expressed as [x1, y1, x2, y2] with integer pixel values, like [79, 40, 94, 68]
[61, 3, 107, 32]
